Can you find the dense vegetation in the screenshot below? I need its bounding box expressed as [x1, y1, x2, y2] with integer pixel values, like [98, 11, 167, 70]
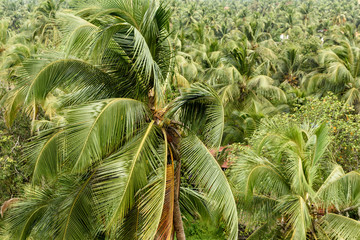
[0, 0, 360, 239]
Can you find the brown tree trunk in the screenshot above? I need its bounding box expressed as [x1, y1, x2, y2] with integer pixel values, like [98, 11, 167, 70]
[173, 158, 185, 240]
[166, 126, 185, 240]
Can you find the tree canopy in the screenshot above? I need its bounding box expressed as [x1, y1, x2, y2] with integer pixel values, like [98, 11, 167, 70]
[1, 0, 360, 239]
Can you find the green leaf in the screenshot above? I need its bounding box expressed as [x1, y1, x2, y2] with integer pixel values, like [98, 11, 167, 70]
[27, 129, 65, 184]
[63, 98, 149, 172]
[169, 83, 224, 148]
[180, 134, 238, 239]
[24, 59, 117, 105]
[322, 213, 360, 240]
[92, 121, 164, 234]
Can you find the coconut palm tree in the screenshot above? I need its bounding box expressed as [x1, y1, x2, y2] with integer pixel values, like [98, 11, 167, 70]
[230, 120, 360, 239]
[2, 1, 238, 239]
[305, 40, 360, 110]
[222, 100, 281, 145]
[299, 1, 313, 27]
[275, 46, 306, 87]
[219, 40, 285, 109]
[32, 0, 63, 46]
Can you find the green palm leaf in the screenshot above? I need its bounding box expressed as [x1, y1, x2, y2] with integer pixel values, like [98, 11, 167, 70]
[24, 59, 117, 105]
[93, 121, 164, 234]
[230, 149, 290, 199]
[54, 174, 97, 240]
[247, 75, 287, 102]
[180, 134, 238, 239]
[169, 83, 224, 148]
[276, 196, 311, 240]
[322, 213, 360, 240]
[64, 98, 149, 172]
[1, 86, 27, 127]
[6, 187, 52, 240]
[27, 128, 65, 183]
[179, 187, 211, 222]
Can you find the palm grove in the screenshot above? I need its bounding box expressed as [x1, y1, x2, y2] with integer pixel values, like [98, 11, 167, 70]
[0, 0, 359, 239]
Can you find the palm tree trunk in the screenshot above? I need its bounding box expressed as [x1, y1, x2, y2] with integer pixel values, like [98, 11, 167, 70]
[167, 128, 185, 240]
[173, 159, 185, 240]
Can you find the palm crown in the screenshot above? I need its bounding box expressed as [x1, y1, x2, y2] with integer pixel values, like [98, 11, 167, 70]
[230, 121, 360, 239]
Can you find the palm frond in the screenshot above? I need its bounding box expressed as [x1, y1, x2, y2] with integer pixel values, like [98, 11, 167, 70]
[321, 213, 360, 240]
[343, 87, 360, 107]
[317, 171, 360, 210]
[168, 83, 224, 148]
[1, 86, 27, 127]
[137, 131, 170, 240]
[179, 187, 212, 223]
[24, 59, 118, 105]
[308, 122, 329, 167]
[248, 75, 287, 102]
[92, 122, 164, 233]
[230, 149, 290, 199]
[276, 195, 311, 240]
[155, 143, 174, 240]
[54, 174, 97, 240]
[247, 222, 274, 240]
[316, 165, 345, 201]
[26, 128, 65, 184]
[6, 187, 53, 240]
[180, 135, 238, 239]
[63, 98, 149, 172]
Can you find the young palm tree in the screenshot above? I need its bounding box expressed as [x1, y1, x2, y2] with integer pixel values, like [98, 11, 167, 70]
[230, 120, 360, 239]
[2, 1, 238, 239]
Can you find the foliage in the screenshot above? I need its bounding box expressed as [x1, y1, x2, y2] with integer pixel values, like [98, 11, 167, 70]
[2, 0, 360, 238]
[184, 219, 226, 240]
[0, 110, 30, 202]
[268, 94, 360, 171]
[230, 121, 360, 239]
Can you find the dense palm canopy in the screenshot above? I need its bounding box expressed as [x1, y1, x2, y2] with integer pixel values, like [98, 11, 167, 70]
[1, 0, 360, 239]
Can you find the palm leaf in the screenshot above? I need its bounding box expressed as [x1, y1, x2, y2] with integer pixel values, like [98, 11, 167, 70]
[247, 222, 273, 240]
[180, 135, 238, 239]
[247, 75, 287, 102]
[230, 149, 290, 199]
[24, 59, 118, 105]
[54, 174, 97, 240]
[27, 128, 65, 184]
[93, 121, 164, 233]
[1, 86, 27, 128]
[63, 98, 149, 172]
[318, 171, 360, 210]
[276, 195, 311, 240]
[6, 187, 52, 240]
[321, 213, 360, 240]
[179, 187, 212, 222]
[136, 130, 170, 240]
[168, 83, 224, 148]
[343, 87, 360, 107]
[316, 165, 345, 204]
